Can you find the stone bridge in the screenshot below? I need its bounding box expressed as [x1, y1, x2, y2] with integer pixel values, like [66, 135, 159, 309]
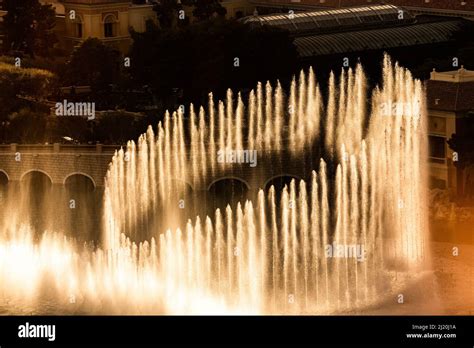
[0, 144, 318, 192]
[0, 144, 118, 189]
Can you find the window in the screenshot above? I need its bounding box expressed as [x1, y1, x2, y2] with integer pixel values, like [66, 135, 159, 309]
[104, 15, 117, 38]
[72, 15, 83, 38]
[429, 176, 446, 189]
[104, 22, 114, 37]
[76, 22, 83, 38]
[429, 135, 446, 159]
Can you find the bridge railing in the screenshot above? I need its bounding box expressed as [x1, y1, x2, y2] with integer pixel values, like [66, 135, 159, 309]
[0, 144, 121, 154]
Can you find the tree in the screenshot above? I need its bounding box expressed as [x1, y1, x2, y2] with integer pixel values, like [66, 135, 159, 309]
[183, 0, 227, 21]
[129, 19, 298, 104]
[8, 108, 49, 143]
[153, 0, 183, 29]
[448, 118, 474, 170]
[448, 116, 474, 200]
[3, 0, 57, 57]
[452, 20, 474, 70]
[61, 38, 122, 91]
[0, 62, 55, 143]
[59, 39, 124, 110]
[0, 61, 55, 119]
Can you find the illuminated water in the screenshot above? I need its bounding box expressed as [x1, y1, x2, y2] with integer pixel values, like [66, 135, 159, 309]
[0, 56, 428, 314]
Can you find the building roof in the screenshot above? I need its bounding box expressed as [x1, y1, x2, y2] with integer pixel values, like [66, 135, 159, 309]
[430, 67, 474, 82]
[293, 19, 464, 57]
[60, 0, 130, 4]
[250, 0, 474, 12]
[428, 67, 474, 112]
[427, 80, 474, 112]
[242, 4, 415, 35]
[351, 0, 474, 12]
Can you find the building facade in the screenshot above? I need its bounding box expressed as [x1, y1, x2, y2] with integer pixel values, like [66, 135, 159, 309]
[0, 0, 255, 54]
[52, 0, 254, 52]
[56, 0, 157, 52]
[427, 67, 474, 200]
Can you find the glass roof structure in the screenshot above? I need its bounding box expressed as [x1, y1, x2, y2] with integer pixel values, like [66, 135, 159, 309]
[294, 20, 464, 57]
[241, 4, 416, 35]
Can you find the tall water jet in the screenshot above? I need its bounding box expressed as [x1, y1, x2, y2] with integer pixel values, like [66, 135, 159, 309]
[99, 56, 427, 313]
[0, 56, 429, 315]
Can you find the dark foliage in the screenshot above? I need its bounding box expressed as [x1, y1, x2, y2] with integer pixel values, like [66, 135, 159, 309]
[129, 19, 298, 105]
[3, 0, 57, 57]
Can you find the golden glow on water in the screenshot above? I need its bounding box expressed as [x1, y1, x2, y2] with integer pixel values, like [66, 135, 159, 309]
[0, 56, 429, 314]
[0, 226, 259, 314]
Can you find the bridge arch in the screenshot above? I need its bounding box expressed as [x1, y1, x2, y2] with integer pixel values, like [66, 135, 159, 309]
[0, 170, 9, 185]
[170, 179, 194, 193]
[20, 169, 53, 185]
[264, 174, 304, 192]
[207, 176, 250, 191]
[207, 177, 251, 210]
[64, 172, 97, 190]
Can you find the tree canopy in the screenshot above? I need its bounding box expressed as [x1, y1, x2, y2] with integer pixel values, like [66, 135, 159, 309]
[2, 0, 57, 57]
[153, 0, 226, 28]
[153, 0, 183, 29]
[0, 61, 55, 119]
[61, 38, 122, 91]
[129, 19, 298, 104]
[183, 0, 227, 21]
[448, 118, 474, 169]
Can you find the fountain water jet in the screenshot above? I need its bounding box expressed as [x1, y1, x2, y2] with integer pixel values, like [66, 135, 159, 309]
[0, 55, 429, 314]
